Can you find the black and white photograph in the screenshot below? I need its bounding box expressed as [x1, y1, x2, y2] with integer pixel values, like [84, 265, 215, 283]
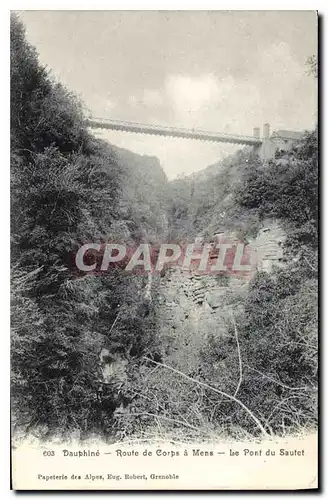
[10, 8, 318, 490]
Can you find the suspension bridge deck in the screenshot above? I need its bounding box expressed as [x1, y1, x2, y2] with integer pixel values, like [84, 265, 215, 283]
[86, 117, 263, 146]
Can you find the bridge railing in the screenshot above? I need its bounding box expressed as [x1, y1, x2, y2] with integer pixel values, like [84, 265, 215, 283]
[86, 117, 262, 145]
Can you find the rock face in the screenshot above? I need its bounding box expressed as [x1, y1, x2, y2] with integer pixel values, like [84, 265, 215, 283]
[98, 348, 128, 398]
[157, 219, 286, 373]
[94, 219, 287, 386]
[156, 267, 247, 374]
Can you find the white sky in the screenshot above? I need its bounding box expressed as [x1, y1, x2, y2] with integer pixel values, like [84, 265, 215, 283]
[20, 10, 317, 179]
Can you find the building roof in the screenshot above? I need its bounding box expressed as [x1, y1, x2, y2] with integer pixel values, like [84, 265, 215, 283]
[272, 130, 304, 140]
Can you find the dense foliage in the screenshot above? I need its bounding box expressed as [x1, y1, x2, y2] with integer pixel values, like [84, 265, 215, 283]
[236, 130, 318, 250]
[11, 14, 165, 439]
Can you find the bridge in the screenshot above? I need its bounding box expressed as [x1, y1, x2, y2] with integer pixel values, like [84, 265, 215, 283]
[86, 117, 263, 147]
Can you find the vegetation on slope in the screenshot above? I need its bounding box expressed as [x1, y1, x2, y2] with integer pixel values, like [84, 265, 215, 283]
[168, 148, 263, 243]
[11, 14, 166, 439]
[130, 121, 317, 439]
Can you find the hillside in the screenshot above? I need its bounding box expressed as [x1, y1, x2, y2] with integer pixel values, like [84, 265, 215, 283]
[123, 131, 318, 440]
[11, 13, 318, 443]
[111, 145, 169, 243]
[10, 14, 166, 439]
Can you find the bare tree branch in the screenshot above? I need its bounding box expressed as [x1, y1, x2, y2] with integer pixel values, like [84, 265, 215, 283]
[143, 357, 269, 437]
[265, 395, 305, 428]
[108, 310, 121, 336]
[245, 365, 309, 391]
[130, 412, 211, 435]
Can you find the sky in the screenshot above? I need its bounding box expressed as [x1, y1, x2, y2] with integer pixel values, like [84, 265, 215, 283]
[20, 10, 317, 179]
